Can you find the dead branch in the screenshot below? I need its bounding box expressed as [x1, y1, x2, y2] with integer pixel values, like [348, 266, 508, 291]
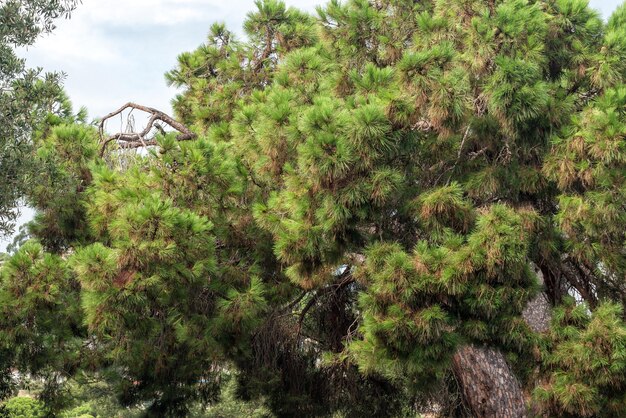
[98, 102, 197, 156]
[295, 268, 355, 339]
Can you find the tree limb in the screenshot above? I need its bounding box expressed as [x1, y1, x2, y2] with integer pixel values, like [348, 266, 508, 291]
[98, 102, 197, 156]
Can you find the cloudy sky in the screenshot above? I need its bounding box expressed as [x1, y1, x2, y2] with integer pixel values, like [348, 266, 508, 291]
[18, 0, 321, 119]
[17, 0, 625, 120]
[1, 0, 623, 251]
[16, 0, 623, 122]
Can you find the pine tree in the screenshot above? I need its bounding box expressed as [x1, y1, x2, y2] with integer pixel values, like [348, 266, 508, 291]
[534, 299, 626, 417]
[0, 241, 82, 407]
[3, 0, 626, 417]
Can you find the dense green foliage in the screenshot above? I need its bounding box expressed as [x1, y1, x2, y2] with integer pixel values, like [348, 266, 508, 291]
[0, 241, 82, 406]
[1, 397, 46, 418]
[0, 0, 79, 235]
[2, 0, 626, 416]
[534, 300, 626, 417]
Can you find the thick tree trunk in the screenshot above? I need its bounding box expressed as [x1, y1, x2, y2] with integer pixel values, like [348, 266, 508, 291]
[451, 266, 551, 417]
[452, 345, 527, 418]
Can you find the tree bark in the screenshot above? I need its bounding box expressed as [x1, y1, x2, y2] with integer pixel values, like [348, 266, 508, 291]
[522, 265, 552, 334]
[452, 345, 527, 418]
[98, 102, 197, 156]
[451, 265, 551, 417]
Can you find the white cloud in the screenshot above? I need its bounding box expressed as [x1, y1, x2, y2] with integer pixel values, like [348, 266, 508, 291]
[17, 0, 322, 119]
[20, 20, 120, 63]
[77, 0, 218, 27]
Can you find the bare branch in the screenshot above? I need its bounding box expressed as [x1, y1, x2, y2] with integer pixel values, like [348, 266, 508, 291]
[98, 102, 197, 156]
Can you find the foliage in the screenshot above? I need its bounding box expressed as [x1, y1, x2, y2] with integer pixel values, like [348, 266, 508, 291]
[197, 373, 274, 418]
[0, 241, 83, 405]
[348, 204, 538, 389]
[71, 158, 224, 414]
[0, 0, 79, 236]
[28, 116, 95, 252]
[544, 84, 626, 303]
[1, 397, 46, 418]
[534, 300, 626, 417]
[3, 0, 626, 417]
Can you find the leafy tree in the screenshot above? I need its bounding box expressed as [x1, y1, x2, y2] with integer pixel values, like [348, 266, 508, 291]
[29, 111, 92, 249]
[532, 300, 626, 417]
[4, 0, 626, 417]
[166, 0, 626, 414]
[0, 241, 83, 406]
[0, 0, 79, 236]
[71, 161, 225, 414]
[544, 84, 626, 304]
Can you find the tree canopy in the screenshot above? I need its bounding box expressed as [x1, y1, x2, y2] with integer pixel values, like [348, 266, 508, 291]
[2, 0, 626, 416]
[0, 0, 80, 235]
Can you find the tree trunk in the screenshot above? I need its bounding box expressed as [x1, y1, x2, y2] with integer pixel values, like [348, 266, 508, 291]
[451, 265, 551, 417]
[522, 265, 552, 334]
[452, 345, 527, 418]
